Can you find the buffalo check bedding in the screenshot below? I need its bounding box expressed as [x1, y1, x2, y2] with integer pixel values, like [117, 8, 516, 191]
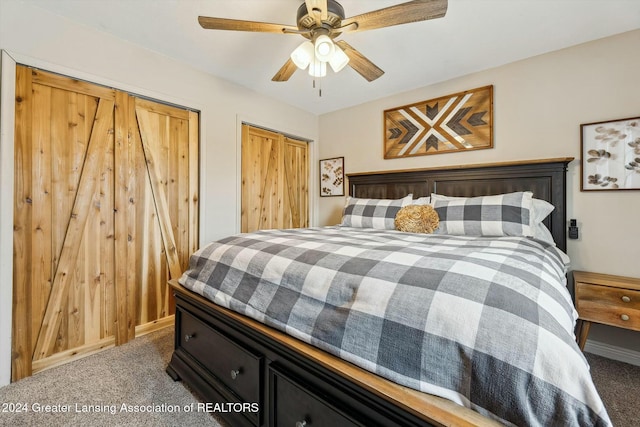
[179, 226, 611, 426]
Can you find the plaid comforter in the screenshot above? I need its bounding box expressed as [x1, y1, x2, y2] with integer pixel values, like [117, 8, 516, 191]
[179, 227, 611, 426]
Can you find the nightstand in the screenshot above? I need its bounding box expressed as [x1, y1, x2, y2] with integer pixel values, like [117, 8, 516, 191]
[573, 271, 640, 350]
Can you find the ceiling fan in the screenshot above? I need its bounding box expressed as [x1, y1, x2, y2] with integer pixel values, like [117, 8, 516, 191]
[198, 0, 448, 83]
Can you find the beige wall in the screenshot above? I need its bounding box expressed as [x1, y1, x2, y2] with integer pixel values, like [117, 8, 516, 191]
[319, 29, 640, 353]
[0, 1, 318, 385]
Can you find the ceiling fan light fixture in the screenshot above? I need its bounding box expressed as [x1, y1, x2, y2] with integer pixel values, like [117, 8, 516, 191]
[328, 44, 349, 73]
[200, 0, 449, 83]
[314, 34, 335, 62]
[308, 60, 327, 78]
[290, 40, 314, 69]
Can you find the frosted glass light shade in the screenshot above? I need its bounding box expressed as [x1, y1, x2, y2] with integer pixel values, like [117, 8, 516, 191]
[308, 60, 327, 77]
[290, 41, 314, 69]
[328, 45, 350, 72]
[314, 35, 335, 62]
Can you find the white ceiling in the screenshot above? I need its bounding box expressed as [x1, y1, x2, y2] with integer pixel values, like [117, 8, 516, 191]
[28, 0, 640, 115]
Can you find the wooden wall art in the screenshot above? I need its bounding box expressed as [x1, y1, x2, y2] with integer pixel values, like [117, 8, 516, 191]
[383, 85, 493, 159]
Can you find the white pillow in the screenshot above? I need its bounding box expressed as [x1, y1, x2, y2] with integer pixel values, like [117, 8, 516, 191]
[532, 198, 554, 224]
[412, 196, 431, 205]
[533, 222, 555, 245]
[530, 198, 556, 245]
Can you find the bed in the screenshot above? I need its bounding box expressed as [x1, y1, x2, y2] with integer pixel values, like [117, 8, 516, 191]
[167, 157, 611, 427]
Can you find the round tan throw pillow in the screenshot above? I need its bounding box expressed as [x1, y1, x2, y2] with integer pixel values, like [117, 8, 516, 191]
[395, 204, 440, 234]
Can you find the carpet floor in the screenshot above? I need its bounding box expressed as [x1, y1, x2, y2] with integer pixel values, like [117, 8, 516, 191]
[0, 327, 637, 426]
[0, 327, 224, 427]
[585, 352, 640, 427]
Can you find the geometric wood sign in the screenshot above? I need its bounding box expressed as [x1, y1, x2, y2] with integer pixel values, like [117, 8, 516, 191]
[384, 85, 493, 159]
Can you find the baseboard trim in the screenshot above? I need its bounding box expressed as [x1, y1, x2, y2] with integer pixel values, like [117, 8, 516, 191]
[135, 315, 174, 337]
[584, 339, 640, 367]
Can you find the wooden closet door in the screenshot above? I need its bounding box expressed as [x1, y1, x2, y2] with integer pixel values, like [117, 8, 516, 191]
[241, 125, 308, 232]
[13, 67, 118, 379]
[133, 99, 199, 327]
[12, 66, 198, 381]
[283, 137, 309, 229]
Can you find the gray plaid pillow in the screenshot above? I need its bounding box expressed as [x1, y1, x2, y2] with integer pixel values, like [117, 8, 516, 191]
[341, 195, 413, 229]
[432, 192, 534, 237]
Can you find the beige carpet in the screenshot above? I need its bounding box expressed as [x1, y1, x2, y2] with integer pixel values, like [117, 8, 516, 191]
[1, 326, 637, 426]
[0, 327, 225, 427]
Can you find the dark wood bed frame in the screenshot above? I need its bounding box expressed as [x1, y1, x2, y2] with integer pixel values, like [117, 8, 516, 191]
[167, 158, 573, 427]
[347, 157, 573, 253]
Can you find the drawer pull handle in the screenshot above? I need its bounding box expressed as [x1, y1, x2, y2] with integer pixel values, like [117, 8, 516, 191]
[622, 296, 631, 303]
[230, 369, 241, 380]
[184, 334, 195, 342]
[296, 421, 307, 427]
[621, 314, 630, 321]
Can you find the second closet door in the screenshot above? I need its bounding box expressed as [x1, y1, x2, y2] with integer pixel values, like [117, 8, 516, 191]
[241, 124, 308, 233]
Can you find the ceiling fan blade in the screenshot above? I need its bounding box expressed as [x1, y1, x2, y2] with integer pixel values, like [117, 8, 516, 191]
[305, 0, 329, 26]
[272, 58, 298, 82]
[198, 16, 298, 34]
[340, 0, 447, 33]
[335, 41, 384, 82]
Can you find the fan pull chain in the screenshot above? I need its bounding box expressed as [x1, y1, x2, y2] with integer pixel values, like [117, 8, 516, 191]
[312, 78, 322, 97]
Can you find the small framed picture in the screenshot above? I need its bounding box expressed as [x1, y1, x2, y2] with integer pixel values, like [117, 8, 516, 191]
[580, 116, 640, 191]
[319, 157, 344, 197]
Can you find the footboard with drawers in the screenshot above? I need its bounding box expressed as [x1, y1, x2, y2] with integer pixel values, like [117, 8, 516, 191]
[166, 280, 496, 427]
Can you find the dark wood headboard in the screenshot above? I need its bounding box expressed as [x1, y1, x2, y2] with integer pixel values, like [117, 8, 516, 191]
[347, 158, 574, 252]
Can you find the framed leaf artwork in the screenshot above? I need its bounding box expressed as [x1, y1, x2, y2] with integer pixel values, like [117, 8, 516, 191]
[320, 157, 344, 197]
[581, 116, 640, 190]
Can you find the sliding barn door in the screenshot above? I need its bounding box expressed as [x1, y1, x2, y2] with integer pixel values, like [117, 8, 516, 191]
[133, 99, 199, 326]
[241, 124, 308, 232]
[12, 66, 198, 381]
